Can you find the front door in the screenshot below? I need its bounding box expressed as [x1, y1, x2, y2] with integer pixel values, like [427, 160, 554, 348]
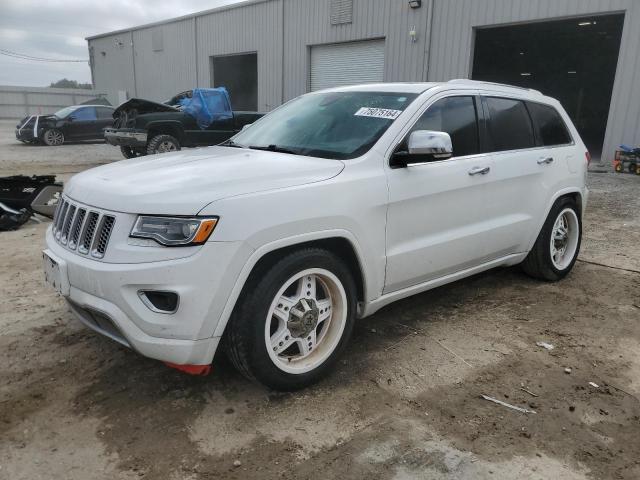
[384, 93, 495, 293]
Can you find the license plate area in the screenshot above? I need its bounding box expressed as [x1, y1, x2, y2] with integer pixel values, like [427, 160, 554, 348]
[43, 250, 70, 296]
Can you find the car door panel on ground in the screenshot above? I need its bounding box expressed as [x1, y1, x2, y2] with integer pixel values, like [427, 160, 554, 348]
[384, 92, 497, 293]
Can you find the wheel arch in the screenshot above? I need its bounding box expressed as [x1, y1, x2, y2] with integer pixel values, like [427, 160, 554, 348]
[211, 231, 368, 340]
[527, 187, 584, 252]
[145, 121, 185, 143]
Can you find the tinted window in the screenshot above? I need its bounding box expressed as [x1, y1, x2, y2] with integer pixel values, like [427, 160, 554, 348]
[485, 97, 535, 151]
[72, 107, 97, 121]
[96, 107, 114, 119]
[526, 102, 572, 146]
[411, 96, 479, 157]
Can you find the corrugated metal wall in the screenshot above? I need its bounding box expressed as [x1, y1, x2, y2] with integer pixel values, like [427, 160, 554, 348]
[195, 0, 283, 111]
[283, 0, 431, 100]
[88, 0, 640, 161]
[427, 0, 640, 161]
[132, 19, 198, 102]
[0, 86, 105, 119]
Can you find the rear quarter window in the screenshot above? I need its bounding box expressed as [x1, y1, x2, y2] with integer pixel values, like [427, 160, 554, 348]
[526, 102, 573, 146]
[485, 97, 535, 152]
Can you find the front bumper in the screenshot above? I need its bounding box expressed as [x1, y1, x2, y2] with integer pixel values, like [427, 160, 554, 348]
[45, 226, 251, 365]
[104, 128, 148, 147]
[15, 128, 36, 142]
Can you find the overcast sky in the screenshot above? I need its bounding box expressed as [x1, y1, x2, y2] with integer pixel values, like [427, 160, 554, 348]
[0, 0, 244, 87]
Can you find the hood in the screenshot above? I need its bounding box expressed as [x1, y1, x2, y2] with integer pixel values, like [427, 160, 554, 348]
[64, 146, 345, 215]
[113, 98, 178, 116]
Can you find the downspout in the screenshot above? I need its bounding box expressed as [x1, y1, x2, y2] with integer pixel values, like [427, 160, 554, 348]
[422, 0, 435, 81]
[194, 16, 200, 87]
[130, 31, 138, 97]
[280, 0, 285, 106]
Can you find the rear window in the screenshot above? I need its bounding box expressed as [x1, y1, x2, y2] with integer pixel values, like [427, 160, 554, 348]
[485, 97, 535, 152]
[96, 107, 114, 119]
[526, 102, 572, 146]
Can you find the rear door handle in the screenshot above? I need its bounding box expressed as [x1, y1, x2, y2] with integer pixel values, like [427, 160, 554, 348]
[537, 157, 554, 165]
[468, 166, 490, 176]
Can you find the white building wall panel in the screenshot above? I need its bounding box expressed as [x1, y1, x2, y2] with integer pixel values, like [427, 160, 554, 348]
[132, 19, 198, 103]
[195, 0, 283, 112]
[90, 34, 137, 105]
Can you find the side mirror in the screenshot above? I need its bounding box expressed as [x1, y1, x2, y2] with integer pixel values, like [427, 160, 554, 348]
[67, 116, 75, 122]
[390, 130, 453, 168]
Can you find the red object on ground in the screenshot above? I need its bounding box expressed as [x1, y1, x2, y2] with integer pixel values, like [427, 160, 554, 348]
[164, 362, 212, 376]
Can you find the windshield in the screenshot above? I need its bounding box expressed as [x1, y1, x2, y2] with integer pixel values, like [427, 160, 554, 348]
[54, 106, 78, 119]
[230, 91, 418, 160]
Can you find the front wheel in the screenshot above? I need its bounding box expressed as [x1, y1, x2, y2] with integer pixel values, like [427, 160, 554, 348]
[120, 146, 146, 159]
[225, 248, 357, 391]
[42, 129, 65, 146]
[147, 134, 180, 155]
[521, 198, 582, 281]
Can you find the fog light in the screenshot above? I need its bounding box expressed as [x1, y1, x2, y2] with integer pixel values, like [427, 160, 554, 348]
[138, 290, 179, 314]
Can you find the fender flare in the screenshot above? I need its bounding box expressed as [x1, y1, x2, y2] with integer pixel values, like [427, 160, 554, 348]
[526, 187, 584, 252]
[145, 121, 185, 143]
[211, 229, 368, 339]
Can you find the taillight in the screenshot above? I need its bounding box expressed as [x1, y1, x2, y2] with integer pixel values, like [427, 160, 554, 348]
[585, 151, 591, 165]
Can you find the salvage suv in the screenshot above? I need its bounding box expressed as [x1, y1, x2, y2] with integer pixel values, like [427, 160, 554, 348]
[44, 80, 588, 390]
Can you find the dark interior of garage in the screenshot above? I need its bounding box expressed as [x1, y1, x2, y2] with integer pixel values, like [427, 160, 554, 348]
[472, 14, 624, 159]
[211, 53, 258, 111]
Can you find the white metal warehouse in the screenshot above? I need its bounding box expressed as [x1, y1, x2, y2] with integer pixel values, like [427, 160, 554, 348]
[86, 0, 640, 162]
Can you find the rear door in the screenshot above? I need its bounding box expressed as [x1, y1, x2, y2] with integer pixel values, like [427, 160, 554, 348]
[384, 92, 496, 293]
[95, 107, 115, 138]
[478, 95, 548, 257]
[67, 107, 98, 139]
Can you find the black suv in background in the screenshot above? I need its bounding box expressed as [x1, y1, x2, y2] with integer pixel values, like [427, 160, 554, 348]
[15, 105, 114, 146]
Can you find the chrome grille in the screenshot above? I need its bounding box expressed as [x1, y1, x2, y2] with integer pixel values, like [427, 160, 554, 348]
[51, 197, 116, 259]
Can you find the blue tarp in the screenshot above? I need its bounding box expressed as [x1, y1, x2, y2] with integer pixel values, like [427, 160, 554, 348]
[179, 88, 233, 129]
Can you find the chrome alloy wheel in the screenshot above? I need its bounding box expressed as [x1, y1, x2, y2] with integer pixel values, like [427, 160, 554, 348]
[265, 268, 347, 374]
[550, 208, 580, 270]
[157, 140, 177, 153]
[44, 129, 64, 146]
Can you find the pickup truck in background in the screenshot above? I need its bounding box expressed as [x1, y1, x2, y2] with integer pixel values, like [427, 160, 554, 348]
[104, 88, 263, 158]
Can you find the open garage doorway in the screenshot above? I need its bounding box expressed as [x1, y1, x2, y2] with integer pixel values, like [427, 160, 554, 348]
[210, 52, 258, 111]
[472, 14, 624, 159]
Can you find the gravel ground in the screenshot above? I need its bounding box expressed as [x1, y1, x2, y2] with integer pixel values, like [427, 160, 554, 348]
[1, 120, 639, 480]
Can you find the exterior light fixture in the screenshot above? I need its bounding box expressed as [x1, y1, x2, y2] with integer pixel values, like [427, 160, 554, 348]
[520, 72, 532, 76]
[578, 21, 593, 26]
[409, 26, 418, 42]
[409, 0, 422, 8]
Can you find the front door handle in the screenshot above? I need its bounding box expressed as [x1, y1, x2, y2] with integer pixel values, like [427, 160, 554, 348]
[468, 166, 490, 176]
[537, 157, 554, 165]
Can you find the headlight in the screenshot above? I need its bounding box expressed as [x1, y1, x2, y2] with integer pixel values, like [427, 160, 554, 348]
[130, 216, 218, 246]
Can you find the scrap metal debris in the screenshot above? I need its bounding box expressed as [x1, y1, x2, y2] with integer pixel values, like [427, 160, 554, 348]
[589, 382, 600, 388]
[520, 386, 539, 398]
[480, 394, 537, 414]
[0, 175, 61, 231]
[536, 341, 555, 350]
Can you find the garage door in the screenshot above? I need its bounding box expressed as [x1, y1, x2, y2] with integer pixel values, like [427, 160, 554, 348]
[310, 39, 385, 91]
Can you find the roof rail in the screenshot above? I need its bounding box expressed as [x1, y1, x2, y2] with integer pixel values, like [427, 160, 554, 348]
[446, 79, 542, 95]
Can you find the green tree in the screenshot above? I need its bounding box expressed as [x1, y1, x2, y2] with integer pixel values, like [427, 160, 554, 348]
[49, 78, 92, 89]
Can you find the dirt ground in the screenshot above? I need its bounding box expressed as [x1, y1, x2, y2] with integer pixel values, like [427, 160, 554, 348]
[1, 119, 639, 480]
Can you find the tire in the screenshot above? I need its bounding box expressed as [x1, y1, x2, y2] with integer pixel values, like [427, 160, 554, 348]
[629, 163, 637, 174]
[120, 146, 145, 159]
[635, 164, 640, 176]
[521, 197, 582, 281]
[225, 248, 357, 391]
[42, 129, 64, 146]
[614, 162, 623, 173]
[147, 134, 180, 155]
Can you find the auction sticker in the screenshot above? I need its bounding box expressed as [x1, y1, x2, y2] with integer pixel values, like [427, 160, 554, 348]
[354, 107, 402, 120]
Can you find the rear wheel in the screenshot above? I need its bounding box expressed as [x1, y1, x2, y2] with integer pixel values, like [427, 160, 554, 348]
[225, 248, 356, 391]
[120, 146, 145, 159]
[629, 163, 637, 174]
[522, 197, 581, 281]
[147, 134, 180, 155]
[614, 162, 623, 173]
[42, 129, 64, 146]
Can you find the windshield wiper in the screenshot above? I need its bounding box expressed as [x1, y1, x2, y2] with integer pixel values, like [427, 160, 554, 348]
[248, 144, 298, 155]
[220, 139, 245, 148]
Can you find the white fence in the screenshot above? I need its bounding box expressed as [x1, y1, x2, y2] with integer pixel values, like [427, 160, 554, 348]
[0, 85, 109, 119]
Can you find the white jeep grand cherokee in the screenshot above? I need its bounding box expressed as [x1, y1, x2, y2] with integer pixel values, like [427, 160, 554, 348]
[44, 80, 588, 390]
